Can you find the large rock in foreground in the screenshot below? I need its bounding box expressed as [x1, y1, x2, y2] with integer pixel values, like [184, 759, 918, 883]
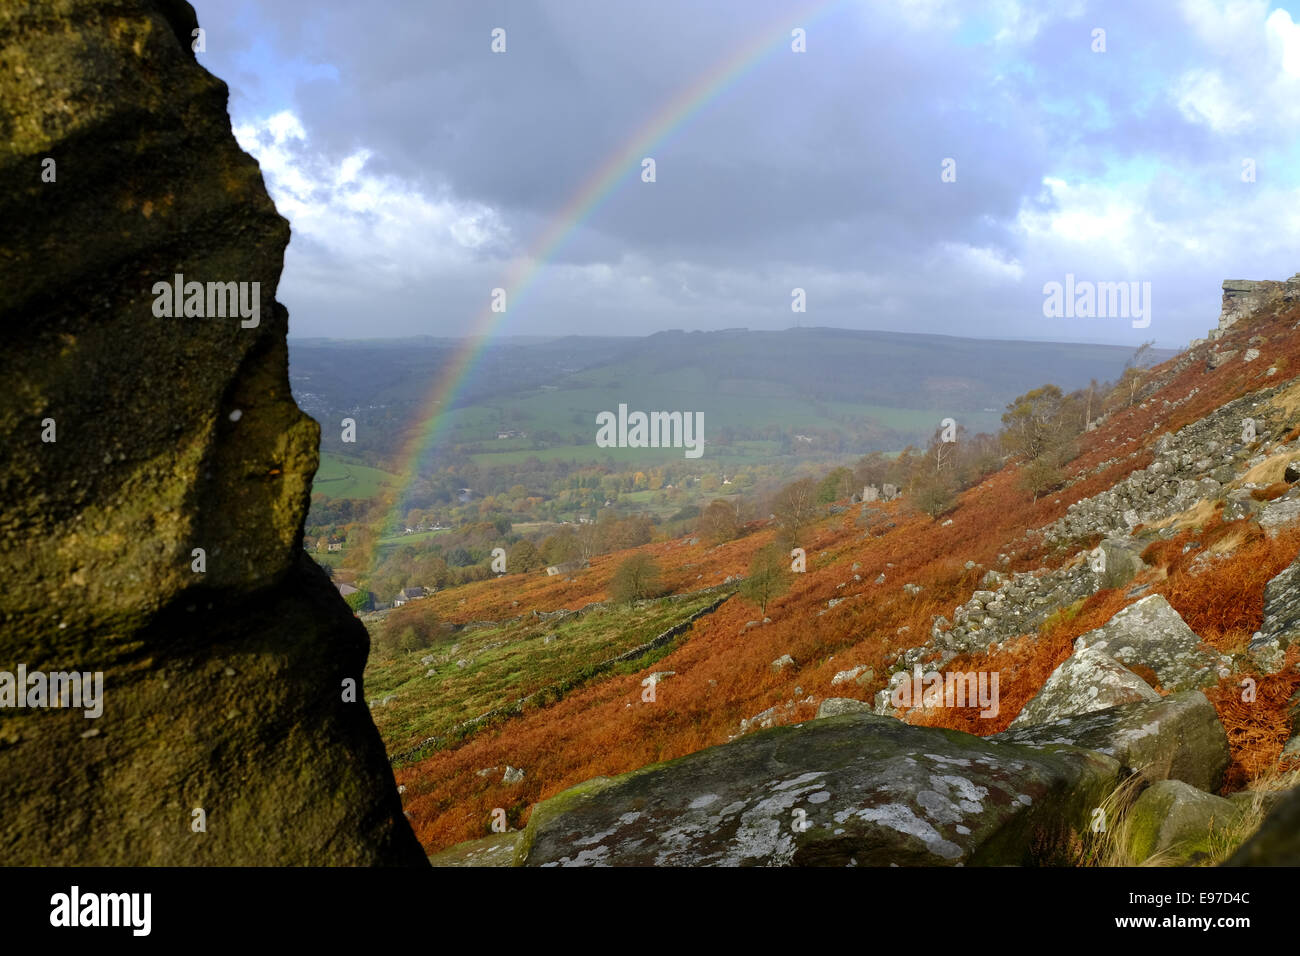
[995, 691, 1230, 793]
[517, 713, 1121, 867]
[0, 0, 423, 863]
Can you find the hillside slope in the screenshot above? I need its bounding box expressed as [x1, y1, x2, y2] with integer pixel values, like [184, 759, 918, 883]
[375, 277, 1300, 861]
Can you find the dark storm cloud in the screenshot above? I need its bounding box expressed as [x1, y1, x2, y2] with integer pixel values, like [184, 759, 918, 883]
[193, 0, 1300, 345]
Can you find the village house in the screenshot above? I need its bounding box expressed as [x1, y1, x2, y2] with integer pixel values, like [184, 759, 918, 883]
[393, 586, 427, 607]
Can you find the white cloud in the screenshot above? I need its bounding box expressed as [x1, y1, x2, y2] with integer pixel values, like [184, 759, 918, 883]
[233, 110, 511, 273]
[1267, 7, 1300, 74]
[1173, 69, 1254, 133]
[1174, 0, 1300, 133]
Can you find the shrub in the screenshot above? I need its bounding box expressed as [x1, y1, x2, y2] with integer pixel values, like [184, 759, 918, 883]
[698, 499, 739, 544]
[739, 543, 792, 615]
[911, 473, 958, 518]
[609, 553, 663, 603]
[771, 477, 820, 538]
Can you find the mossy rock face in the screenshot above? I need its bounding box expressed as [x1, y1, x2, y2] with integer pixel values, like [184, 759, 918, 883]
[0, 0, 424, 864]
[517, 714, 1122, 867]
[428, 831, 521, 867]
[1125, 780, 1243, 865]
[1224, 786, 1300, 866]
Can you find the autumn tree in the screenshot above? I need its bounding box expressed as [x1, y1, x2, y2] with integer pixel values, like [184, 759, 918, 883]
[698, 499, 739, 544]
[609, 553, 663, 603]
[853, 451, 891, 490]
[539, 528, 580, 565]
[1001, 385, 1069, 463]
[817, 466, 855, 503]
[911, 471, 958, 518]
[771, 476, 820, 539]
[1118, 340, 1158, 407]
[507, 538, 542, 572]
[740, 544, 792, 615]
[1020, 452, 1066, 502]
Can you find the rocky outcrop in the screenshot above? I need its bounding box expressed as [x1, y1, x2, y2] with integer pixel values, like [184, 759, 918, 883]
[427, 831, 521, 867]
[1214, 278, 1295, 338]
[0, 0, 424, 864]
[995, 691, 1230, 793]
[884, 562, 1103, 684]
[1040, 384, 1295, 546]
[516, 712, 1122, 866]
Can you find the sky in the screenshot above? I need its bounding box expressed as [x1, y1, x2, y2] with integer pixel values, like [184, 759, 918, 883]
[193, 0, 1300, 349]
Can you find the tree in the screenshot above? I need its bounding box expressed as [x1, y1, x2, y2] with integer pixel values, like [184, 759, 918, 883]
[911, 471, 958, 518]
[1001, 385, 1074, 463]
[854, 451, 891, 490]
[575, 521, 601, 563]
[740, 544, 791, 615]
[540, 528, 581, 565]
[609, 553, 663, 603]
[507, 538, 541, 572]
[771, 477, 820, 538]
[817, 467, 855, 503]
[1020, 451, 1066, 502]
[1120, 340, 1158, 407]
[698, 499, 739, 544]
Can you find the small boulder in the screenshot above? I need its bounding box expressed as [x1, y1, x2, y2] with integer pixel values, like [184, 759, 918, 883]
[1094, 538, 1147, 590]
[1250, 550, 1300, 671]
[1257, 497, 1300, 534]
[831, 665, 867, 686]
[1124, 779, 1244, 864]
[1010, 647, 1159, 729]
[815, 697, 871, 718]
[1072, 594, 1230, 691]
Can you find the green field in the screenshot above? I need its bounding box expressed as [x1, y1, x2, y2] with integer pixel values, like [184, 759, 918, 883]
[313, 452, 398, 499]
[366, 589, 726, 761]
[448, 372, 1004, 468]
[376, 528, 451, 550]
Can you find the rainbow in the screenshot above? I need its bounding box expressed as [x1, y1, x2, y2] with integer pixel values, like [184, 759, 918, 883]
[369, 0, 849, 562]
